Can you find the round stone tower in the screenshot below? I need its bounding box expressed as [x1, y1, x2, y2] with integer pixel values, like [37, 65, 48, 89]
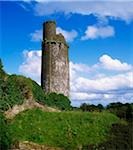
[41, 20, 69, 97]
[43, 21, 56, 40]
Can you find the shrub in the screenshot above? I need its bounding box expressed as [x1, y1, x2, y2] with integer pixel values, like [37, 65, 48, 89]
[0, 59, 6, 79]
[106, 102, 133, 121]
[0, 112, 12, 150]
[0, 59, 71, 111]
[31, 80, 46, 104]
[45, 92, 71, 110]
[0, 75, 33, 111]
[94, 123, 133, 150]
[31, 81, 71, 110]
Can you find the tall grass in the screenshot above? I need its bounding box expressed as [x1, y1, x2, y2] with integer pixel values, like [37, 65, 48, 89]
[9, 109, 119, 149]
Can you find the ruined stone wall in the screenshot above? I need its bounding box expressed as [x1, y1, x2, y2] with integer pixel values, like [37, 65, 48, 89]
[41, 21, 69, 97]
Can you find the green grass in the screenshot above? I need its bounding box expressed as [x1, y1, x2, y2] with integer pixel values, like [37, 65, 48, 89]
[9, 109, 119, 149]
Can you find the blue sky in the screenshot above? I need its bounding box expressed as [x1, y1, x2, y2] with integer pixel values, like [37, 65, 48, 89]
[0, 1, 133, 106]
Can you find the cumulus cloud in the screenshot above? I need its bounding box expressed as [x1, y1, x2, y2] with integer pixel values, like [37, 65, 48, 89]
[98, 54, 132, 71]
[19, 50, 41, 83]
[70, 55, 133, 105]
[56, 27, 77, 42]
[19, 50, 133, 106]
[33, 1, 133, 22]
[70, 67, 133, 106]
[81, 25, 115, 40]
[71, 72, 133, 93]
[71, 92, 103, 101]
[70, 61, 91, 73]
[30, 29, 42, 42]
[30, 27, 77, 42]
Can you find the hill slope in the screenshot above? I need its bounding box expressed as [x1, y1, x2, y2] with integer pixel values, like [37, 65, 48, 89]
[9, 108, 119, 149]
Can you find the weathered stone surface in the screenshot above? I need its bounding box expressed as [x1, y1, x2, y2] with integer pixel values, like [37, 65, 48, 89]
[41, 21, 69, 97]
[4, 98, 60, 119]
[11, 141, 62, 150]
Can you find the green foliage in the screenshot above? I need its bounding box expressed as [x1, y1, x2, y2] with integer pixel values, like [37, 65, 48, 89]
[0, 59, 6, 79]
[0, 112, 12, 150]
[86, 122, 133, 150]
[9, 109, 119, 149]
[32, 82, 71, 110]
[106, 102, 133, 121]
[31, 80, 46, 104]
[0, 75, 33, 111]
[80, 103, 104, 112]
[45, 93, 71, 110]
[80, 102, 133, 121]
[0, 59, 71, 111]
[0, 59, 3, 69]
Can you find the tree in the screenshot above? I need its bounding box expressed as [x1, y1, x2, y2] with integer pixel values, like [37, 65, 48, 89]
[126, 104, 133, 121]
[80, 103, 103, 112]
[0, 59, 6, 79]
[80, 103, 88, 111]
[97, 104, 104, 112]
[0, 59, 3, 71]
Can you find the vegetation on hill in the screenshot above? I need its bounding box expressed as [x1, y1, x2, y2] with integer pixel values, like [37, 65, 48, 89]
[80, 102, 133, 121]
[0, 59, 6, 79]
[0, 112, 12, 150]
[43, 92, 71, 110]
[1, 59, 133, 150]
[0, 59, 71, 112]
[32, 80, 71, 110]
[9, 109, 119, 149]
[0, 75, 32, 111]
[80, 102, 133, 149]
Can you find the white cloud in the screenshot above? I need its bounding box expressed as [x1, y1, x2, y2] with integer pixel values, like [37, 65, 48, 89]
[19, 50, 133, 106]
[69, 55, 133, 105]
[30, 27, 77, 42]
[71, 92, 103, 101]
[70, 69, 133, 106]
[30, 29, 42, 42]
[70, 61, 90, 73]
[33, 1, 133, 22]
[19, 50, 41, 83]
[72, 72, 133, 93]
[81, 25, 115, 40]
[56, 27, 77, 42]
[97, 54, 132, 71]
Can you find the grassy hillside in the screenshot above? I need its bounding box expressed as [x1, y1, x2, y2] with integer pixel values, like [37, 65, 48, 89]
[9, 109, 119, 149]
[0, 68, 71, 112]
[1, 59, 132, 150]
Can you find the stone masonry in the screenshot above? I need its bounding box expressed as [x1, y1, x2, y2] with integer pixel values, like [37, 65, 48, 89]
[41, 21, 69, 97]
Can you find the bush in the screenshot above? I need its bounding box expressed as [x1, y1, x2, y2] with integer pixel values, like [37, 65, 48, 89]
[0, 75, 33, 111]
[106, 102, 133, 121]
[0, 59, 6, 79]
[45, 92, 71, 110]
[32, 81, 71, 110]
[0, 112, 12, 150]
[94, 122, 133, 150]
[31, 80, 46, 104]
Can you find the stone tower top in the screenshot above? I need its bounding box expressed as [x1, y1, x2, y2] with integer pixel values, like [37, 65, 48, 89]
[43, 20, 56, 40]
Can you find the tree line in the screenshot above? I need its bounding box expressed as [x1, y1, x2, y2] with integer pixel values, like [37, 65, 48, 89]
[80, 102, 133, 121]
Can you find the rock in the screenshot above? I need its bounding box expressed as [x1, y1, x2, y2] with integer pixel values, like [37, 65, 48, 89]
[4, 99, 60, 119]
[11, 141, 62, 150]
